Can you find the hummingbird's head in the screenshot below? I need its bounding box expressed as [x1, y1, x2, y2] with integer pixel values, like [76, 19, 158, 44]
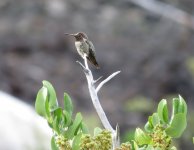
[65, 32, 88, 41]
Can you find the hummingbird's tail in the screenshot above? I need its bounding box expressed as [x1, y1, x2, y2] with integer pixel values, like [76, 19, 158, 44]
[87, 52, 100, 69]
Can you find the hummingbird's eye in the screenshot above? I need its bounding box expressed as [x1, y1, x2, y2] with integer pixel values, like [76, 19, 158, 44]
[79, 32, 86, 38]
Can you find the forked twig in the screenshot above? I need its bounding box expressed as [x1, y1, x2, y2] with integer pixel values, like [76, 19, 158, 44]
[96, 71, 121, 93]
[77, 57, 121, 149]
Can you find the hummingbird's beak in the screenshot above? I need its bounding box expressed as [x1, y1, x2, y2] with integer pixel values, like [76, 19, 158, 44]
[64, 33, 75, 36]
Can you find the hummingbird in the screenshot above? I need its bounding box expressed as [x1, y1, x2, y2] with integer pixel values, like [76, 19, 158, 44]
[65, 32, 99, 69]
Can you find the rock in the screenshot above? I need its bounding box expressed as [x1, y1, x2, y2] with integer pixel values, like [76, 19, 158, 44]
[0, 91, 52, 150]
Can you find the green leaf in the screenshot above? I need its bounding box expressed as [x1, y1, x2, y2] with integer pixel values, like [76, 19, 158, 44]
[135, 128, 151, 145]
[94, 127, 102, 136]
[35, 87, 48, 117]
[45, 96, 51, 119]
[166, 113, 187, 138]
[172, 98, 179, 116]
[72, 133, 82, 150]
[138, 147, 147, 150]
[51, 136, 59, 150]
[53, 116, 60, 134]
[52, 107, 63, 133]
[43, 80, 58, 111]
[54, 107, 63, 121]
[171, 96, 187, 124]
[178, 95, 187, 116]
[81, 122, 89, 134]
[144, 121, 153, 132]
[64, 93, 73, 116]
[152, 113, 160, 126]
[146, 145, 155, 150]
[148, 116, 154, 128]
[131, 141, 139, 150]
[151, 147, 161, 150]
[65, 113, 83, 139]
[63, 110, 72, 127]
[157, 99, 169, 124]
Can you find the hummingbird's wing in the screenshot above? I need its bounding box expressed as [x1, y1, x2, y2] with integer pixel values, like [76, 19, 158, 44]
[87, 40, 95, 52]
[85, 40, 100, 68]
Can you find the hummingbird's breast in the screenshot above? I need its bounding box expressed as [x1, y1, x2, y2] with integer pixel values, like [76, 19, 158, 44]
[75, 41, 89, 58]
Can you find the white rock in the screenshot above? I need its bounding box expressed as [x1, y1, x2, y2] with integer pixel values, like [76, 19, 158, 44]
[0, 91, 52, 150]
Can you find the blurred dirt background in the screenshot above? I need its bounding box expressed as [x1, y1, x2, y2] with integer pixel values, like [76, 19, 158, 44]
[1, 0, 194, 149]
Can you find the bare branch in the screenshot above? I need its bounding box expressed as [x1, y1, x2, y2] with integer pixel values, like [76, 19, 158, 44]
[96, 71, 121, 93]
[114, 124, 120, 148]
[94, 76, 103, 84]
[78, 57, 120, 149]
[129, 0, 194, 30]
[83, 54, 89, 70]
[76, 61, 87, 71]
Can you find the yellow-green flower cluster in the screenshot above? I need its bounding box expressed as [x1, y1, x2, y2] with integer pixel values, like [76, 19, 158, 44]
[80, 130, 112, 150]
[115, 142, 132, 150]
[150, 125, 172, 150]
[80, 134, 98, 150]
[55, 135, 71, 150]
[95, 130, 112, 150]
